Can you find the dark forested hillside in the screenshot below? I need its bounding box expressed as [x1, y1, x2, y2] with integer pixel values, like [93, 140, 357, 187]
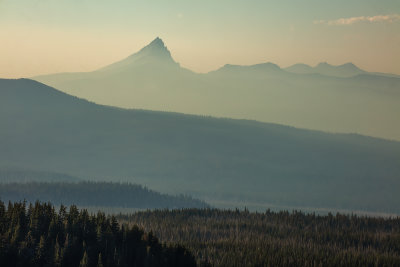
[0, 182, 208, 209]
[0, 201, 196, 267]
[1, 78, 400, 213]
[119, 209, 400, 266]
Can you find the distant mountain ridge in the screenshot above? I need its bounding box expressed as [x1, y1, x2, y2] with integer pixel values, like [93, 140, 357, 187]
[1, 78, 400, 213]
[35, 37, 398, 78]
[284, 62, 367, 77]
[217, 62, 282, 72]
[33, 37, 400, 141]
[0, 168, 81, 183]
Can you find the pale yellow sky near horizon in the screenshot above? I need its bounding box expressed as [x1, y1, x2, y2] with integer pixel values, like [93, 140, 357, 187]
[0, 0, 399, 78]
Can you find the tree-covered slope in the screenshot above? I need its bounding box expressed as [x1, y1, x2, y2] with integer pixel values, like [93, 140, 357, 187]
[119, 209, 400, 266]
[1, 78, 400, 213]
[0, 201, 196, 267]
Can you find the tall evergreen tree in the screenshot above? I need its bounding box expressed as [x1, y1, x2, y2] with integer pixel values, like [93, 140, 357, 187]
[79, 251, 89, 267]
[97, 253, 104, 267]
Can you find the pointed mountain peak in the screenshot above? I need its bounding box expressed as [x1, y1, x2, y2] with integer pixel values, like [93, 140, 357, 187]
[139, 37, 169, 54]
[132, 37, 176, 64]
[148, 37, 165, 47]
[97, 37, 179, 72]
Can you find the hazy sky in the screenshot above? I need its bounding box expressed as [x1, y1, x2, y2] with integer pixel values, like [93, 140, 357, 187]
[1, 0, 399, 78]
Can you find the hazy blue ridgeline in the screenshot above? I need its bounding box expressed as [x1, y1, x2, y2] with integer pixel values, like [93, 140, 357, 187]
[0, 168, 81, 183]
[0, 181, 208, 209]
[1, 78, 400, 213]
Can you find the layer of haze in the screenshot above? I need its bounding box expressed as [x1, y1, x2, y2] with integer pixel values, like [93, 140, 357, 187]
[1, 0, 400, 78]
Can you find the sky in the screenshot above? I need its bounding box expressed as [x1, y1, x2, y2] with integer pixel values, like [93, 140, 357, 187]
[0, 0, 399, 78]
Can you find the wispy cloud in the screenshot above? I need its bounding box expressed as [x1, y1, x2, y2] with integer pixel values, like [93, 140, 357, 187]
[314, 14, 400, 26]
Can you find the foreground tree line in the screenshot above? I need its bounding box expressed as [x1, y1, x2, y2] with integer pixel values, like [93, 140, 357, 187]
[0, 201, 196, 267]
[119, 209, 400, 267]
[2, 201, 400, 267]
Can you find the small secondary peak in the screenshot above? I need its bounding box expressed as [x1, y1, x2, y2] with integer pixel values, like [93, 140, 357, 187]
[339, 62, 360, 69]
[316, 62, 331, 67]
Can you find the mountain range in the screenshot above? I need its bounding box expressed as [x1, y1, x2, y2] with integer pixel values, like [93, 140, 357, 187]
[285, 62, 400, 78]
[34, 37, 400, 141]
[285, 62, 365, 77]
[1, 78, 400, 213]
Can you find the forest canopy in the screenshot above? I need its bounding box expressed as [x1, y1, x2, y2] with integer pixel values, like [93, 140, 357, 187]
[119, 209, 400, 266]
[0, 201, 196, 267]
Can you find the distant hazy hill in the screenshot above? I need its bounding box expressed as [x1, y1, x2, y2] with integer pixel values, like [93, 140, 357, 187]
[0, 182, 208, 209]
[284, 62, 366, 77]
[1, 78, 400, 213]
[285, 62, 400, 78]
[0, 168, 81, 183]
[33, 37, 400, 141]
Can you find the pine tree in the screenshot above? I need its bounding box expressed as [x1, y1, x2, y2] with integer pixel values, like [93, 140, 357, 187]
[79, 251, 89, 267]
[54, 236, 62, 267]
[97, 253, 104, 267]
[11, 224, 21, 245]
[36, 235, 47, 266]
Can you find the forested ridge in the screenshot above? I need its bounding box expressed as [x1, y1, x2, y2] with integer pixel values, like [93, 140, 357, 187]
[2, 78, 400, 213]
[0, 201, 196, 267]
[119, 209, 400, 266]
[0, 182, 208, 209]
